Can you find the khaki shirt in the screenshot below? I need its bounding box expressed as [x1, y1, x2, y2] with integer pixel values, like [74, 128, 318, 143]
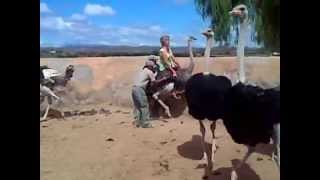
[133, 68, 157, 89]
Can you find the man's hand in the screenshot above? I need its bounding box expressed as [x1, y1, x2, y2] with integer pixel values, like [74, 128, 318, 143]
[172, 91, 181, 99]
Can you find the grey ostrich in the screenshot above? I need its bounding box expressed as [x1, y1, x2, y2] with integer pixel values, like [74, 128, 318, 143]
[40, 65, 75, 121]
[149, 36, 197, 118]
[44, 65, 75, 89]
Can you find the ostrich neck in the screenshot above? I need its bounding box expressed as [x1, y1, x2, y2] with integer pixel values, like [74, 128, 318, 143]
[204, 37, 212, 58]
[238, 20, 248, 83]
[184, 41, 195, 74]
[204, 37, 213, 72]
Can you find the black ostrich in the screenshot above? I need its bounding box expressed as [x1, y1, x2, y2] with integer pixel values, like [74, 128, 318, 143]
[185, 72, 280, 180]
[184, 4, 280, 180]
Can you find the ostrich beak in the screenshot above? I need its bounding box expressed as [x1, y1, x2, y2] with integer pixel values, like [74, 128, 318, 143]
[229, 10, 242, 16]
[189, 36, 197, 40]
[202, 30, 214, 36]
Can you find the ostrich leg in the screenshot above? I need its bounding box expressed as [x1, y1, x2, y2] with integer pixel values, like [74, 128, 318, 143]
[40, 98, 50, 121]
[41, 85, 60, 101]
[272, 123, 280, 170]
[231, 146, 254, 180]
[198, 120, 210, 179]
[210, 121, 217, 169]
[151, 82, 175, 118]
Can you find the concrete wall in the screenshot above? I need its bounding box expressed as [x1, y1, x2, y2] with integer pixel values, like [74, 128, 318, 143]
[40, 56, 280, 107]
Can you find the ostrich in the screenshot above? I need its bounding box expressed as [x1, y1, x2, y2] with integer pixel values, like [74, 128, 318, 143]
[184, 4, 280, 180]
[148, 36, 196, 118]
[42, 65, 75, 89]
[40, 65, 75, 121]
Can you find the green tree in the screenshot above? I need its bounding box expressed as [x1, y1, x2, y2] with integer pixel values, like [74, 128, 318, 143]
[194, 0, 279, 51]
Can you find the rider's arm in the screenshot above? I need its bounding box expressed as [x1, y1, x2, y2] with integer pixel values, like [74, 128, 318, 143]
[169, 48, 181, 69]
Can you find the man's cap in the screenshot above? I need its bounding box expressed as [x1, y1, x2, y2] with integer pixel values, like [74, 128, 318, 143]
[145, 60, 156, 67]
[148, 55, 159, 61]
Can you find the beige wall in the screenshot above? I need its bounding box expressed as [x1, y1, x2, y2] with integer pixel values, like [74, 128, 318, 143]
[40, 56, 280, 107]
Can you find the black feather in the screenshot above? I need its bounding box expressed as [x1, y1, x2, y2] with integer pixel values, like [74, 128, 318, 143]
[185, 73, 232, 121]
[223, 82, 280, 146]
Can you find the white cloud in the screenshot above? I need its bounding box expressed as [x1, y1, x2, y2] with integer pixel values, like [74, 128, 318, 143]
[120, 38, 129, 43]
[41, 16, 72, 30]
[84, 4, 116, 16]
[40, 12, 185, 46]
[70, 13, 87, 21]
[118, 25, 165, 37]
[40, 2, 52, 13]
[149, 25, 162, 32]
[98, 41, 110, 45]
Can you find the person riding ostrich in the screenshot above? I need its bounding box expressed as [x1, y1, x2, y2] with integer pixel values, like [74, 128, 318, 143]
[147, 36, 196, 118]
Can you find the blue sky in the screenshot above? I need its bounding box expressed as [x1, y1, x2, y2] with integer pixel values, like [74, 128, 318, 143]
[40, 0, 257, 47]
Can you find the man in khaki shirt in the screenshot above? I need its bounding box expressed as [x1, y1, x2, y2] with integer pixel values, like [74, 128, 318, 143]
[132, 59, 167, 128]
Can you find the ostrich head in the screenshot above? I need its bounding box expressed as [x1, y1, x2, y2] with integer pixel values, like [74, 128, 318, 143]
[229, 4, 248, 23]
[65, 65, 74, 81]
[201, 28, 214, 39]
[187, 36, 197, 42]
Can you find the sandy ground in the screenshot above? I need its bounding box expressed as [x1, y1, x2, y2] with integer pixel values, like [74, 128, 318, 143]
[40, 56, 280, 180]
[41, 103, 279, 180]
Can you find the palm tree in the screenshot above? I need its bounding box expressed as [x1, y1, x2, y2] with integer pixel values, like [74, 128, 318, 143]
[194, 0, 279, 51]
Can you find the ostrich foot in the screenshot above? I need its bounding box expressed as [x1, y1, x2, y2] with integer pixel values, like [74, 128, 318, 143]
[202, 163, 213, 180]
[231, 170, 238, 180]
[197, 153, 208, 169]
[164, 108, 172, 118]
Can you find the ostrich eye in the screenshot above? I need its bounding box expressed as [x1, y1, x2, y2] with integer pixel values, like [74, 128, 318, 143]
[239, 7, 245, 11]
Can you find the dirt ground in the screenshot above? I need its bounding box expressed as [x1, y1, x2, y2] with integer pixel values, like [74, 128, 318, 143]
[41, 103, 279, 180]
[40, 56, 280, 180]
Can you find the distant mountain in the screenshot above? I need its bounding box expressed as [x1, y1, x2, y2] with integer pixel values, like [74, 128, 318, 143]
[40, 45, 271, 58]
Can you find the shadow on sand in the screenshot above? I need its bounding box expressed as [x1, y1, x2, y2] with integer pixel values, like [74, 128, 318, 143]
[177, 135, 261, 180]
[209, 159, 261, 180]
[177, 135, 212, 160]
